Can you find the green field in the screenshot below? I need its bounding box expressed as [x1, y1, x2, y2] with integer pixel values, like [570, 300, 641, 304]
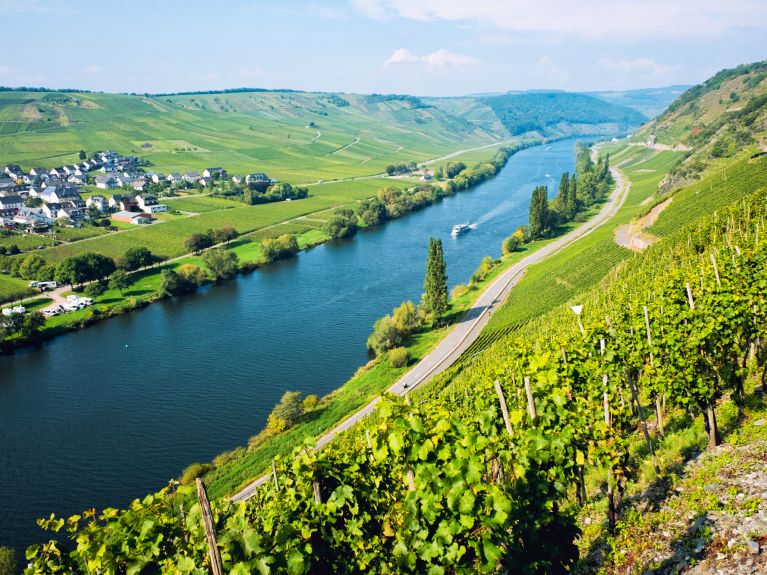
[482, 145, 683, 336]
[0, 91, 505, 183]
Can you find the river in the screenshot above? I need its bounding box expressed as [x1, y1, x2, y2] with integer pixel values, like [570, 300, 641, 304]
[0, 138, 586, 550]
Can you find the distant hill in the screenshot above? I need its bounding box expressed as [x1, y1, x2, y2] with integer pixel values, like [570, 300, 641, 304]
[483, 91, 646, 136]
[0, 87, 651, 181]
[586, 86, 691, 118]
[633, 59, 767, 192]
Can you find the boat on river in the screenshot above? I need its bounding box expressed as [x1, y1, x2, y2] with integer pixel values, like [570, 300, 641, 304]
[451, 222, 471, 236]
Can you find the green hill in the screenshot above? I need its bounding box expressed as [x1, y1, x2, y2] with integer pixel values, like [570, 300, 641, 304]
[0, 89, 500, 183]
[483, 91, 647, 136]
[0, 88, 648, 184]
[586, 85, 690, 118]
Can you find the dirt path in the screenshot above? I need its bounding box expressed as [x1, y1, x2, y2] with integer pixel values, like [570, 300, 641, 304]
[614, 197, 672, 251]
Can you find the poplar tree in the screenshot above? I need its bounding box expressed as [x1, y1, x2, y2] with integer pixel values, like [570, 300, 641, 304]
[423, 238, 448, 318]
[529, 185, 549, 238]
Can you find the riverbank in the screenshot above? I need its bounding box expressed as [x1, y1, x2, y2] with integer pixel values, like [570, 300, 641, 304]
[2, 146, 529, 354]
[221, 151, 628, 503]
[0, 137, 599, 552]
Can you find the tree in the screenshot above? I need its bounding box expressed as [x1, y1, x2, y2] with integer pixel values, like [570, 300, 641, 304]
[121, 246, 155, 271]
[160, 269, 197, 296]
[19, 311, 45, 338]
[78, 149, 87, 160]
[212, 227, 239, 244]
[502, 235, 521, 255]
[201, 248, 238, 281]
[422, 238, 448, 318]
[268, 391, 304, 431]
[109, 269, 132, 295]
[528, 185, 549, 238]
[25, 196, 42, 208]
[366, 315, 406, 355]
[302, 394, 319, 412]
[185, 232, 214, 254]
[261, 234, 299, 263]
[177, 264, 208, 287]
[357, 198, 387, 227]
[83, 253, 117, 282]
[324, 208, 358, 239]
[85, 282, 106, 298]
[18, 253, 48, 280]
[392, 300, 420, 336]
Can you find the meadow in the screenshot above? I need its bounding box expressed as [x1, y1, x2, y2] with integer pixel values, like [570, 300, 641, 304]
[0, 91, 504, 184]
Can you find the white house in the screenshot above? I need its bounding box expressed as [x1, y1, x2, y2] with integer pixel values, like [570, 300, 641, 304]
[144, 203, 167, 214]
[166, 173, 182, 184]
[95, 175, 118, 190]
[86, 195, 109, 213]
[0, 195, 23, 211]
[136, 193, 157, 210]
[203, 167, 227, 179]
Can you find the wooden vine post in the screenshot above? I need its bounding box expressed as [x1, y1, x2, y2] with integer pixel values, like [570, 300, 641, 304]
[195, 479, 224, 575]
[272, 459, 280, 492]
[685, 283, 719, 449]
[643, 305, 664, 436]
[494, 380, 514, 437]
[523, 376, 537, 422]
[600, 339, 616, 531]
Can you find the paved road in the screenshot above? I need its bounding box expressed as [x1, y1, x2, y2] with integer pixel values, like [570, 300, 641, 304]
[230, 164, 630, 503]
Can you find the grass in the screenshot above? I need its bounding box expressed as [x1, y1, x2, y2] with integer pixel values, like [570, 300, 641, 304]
[484, 146, 682, 335]
[0, 90, 505, 184]
[200, 218, 611, 499]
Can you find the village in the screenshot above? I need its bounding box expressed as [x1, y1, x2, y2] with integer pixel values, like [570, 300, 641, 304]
[0, 151, 272, 234]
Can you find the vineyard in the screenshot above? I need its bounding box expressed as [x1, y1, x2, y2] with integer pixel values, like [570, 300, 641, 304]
[24, 158, 767, 572]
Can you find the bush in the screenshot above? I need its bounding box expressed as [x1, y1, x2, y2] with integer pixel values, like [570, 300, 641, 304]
[471, 256, 496, 284]
[388, 347, 409, 368]
[212, 447, 245, 467]
[302, 394, 319, 412]
[179, 462, 214, 485]
[324, 208, 358, 239]
[261, 234, 299, 263]
[366, 315, 406, 355]
[0, 547, 16, 575]
[451, 283, 470, 299]
[502, 235, 521, 255]
[85, 282, 106, 298]
[266, 391, 303, 434]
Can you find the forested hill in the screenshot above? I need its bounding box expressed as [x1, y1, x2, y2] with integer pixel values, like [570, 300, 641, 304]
[484, 91, 647, 136]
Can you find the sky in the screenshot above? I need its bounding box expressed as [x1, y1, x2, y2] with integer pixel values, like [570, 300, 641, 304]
[0, 0, 765, 96]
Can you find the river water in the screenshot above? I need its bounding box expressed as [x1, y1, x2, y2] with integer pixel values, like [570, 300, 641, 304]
[0, 138, 585, 550]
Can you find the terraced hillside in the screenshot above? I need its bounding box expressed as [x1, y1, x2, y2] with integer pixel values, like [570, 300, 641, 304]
[0, 90, 502, 183]
[0, 89, 650, 184]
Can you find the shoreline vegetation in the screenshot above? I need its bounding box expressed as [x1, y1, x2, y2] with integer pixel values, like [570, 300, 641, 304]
[0, 140, 537, 354]
[181, 144, 616, 501]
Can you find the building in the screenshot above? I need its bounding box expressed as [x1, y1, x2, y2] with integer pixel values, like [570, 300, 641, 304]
[112, 210, 153, 225]
[183, 171, 201, 184]
[135, 193, 158, 210]
[0, 195, 23, 211]
[86, 195, 109, 213]
[95, 175, 118, 190]
[143, 204, 167, 214]
[203, 167, 227, 180]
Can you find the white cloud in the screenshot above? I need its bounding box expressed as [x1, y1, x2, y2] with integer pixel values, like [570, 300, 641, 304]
[352, 0, 767, 39]
[82, 65, 103, 75]
[536, 56, 569, 83]
[597, 57, 677, 77]
[306, 2, 348, 19]
[384, 48, 479, 68]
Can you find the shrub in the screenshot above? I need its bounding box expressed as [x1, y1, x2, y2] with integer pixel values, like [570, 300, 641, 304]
[451, 283, 470, 299]
[179, 462, 214, 485]
[502, 235, 521, 255]
[471, 256, 496, 284]
[261, 234, 299, 263]
[366, 315, 406, 355]
[0, 547, 16, 575]
[388, 346, 409, 368]
[302, 394, 319, 412]
[212, 447, 245, 467]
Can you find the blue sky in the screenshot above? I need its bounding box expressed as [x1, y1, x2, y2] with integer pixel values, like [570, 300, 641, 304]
[0, 0, 765, 95]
